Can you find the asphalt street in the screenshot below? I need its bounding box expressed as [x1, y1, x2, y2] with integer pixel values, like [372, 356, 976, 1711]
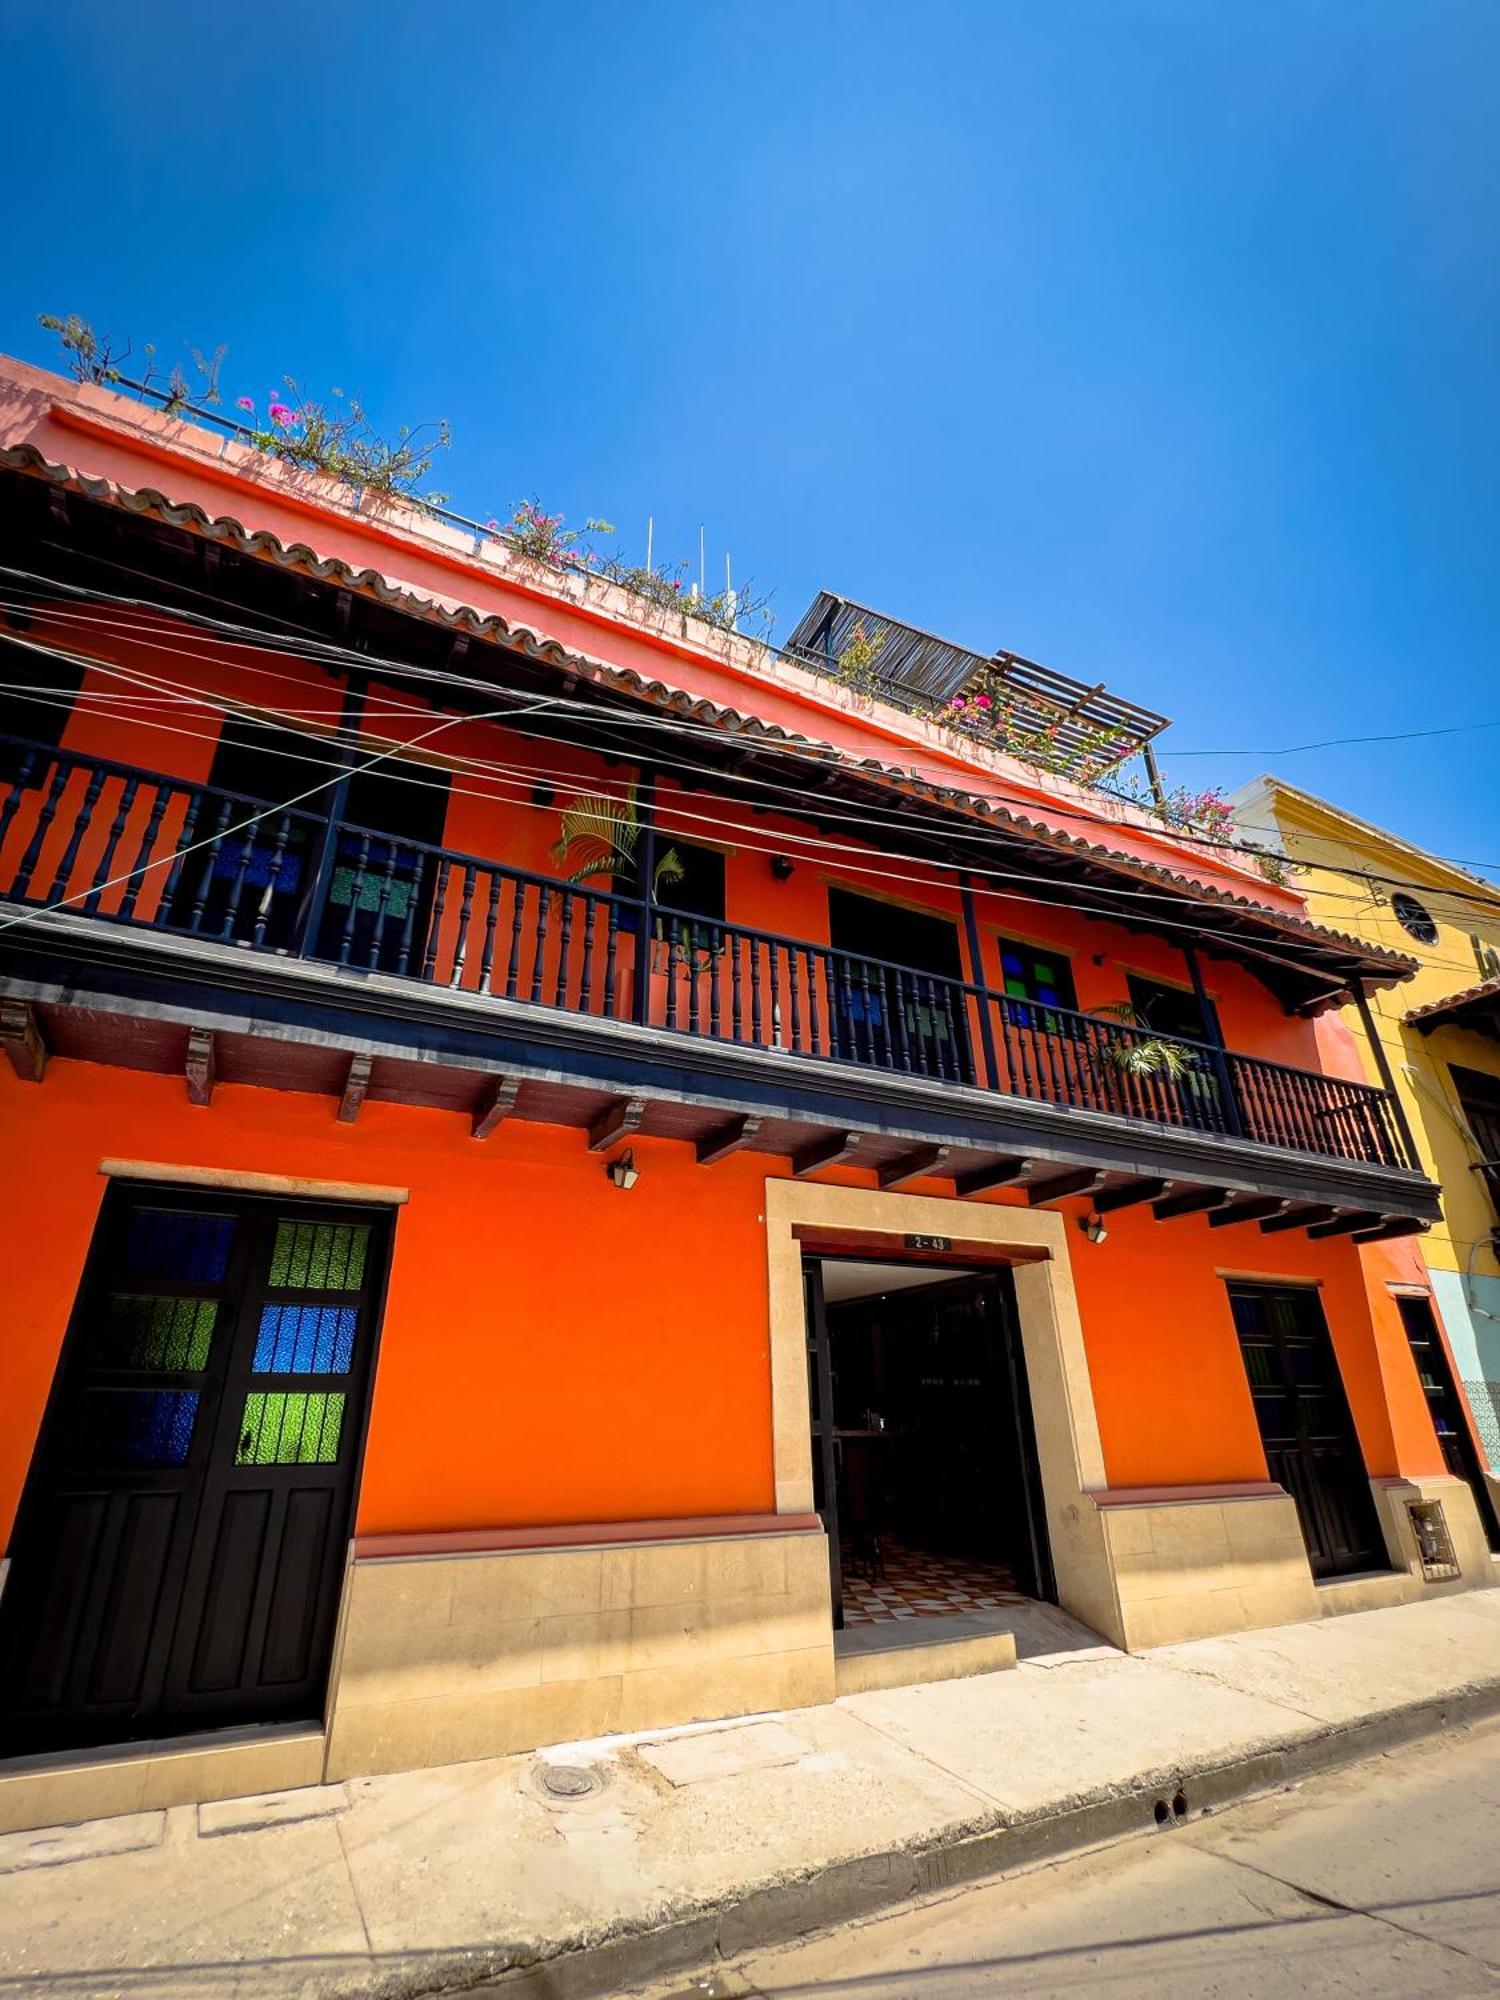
[635, 1715, 1500, 1998]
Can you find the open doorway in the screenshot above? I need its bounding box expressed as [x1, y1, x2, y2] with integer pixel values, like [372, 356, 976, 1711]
[802, 1255, 1054, 1630]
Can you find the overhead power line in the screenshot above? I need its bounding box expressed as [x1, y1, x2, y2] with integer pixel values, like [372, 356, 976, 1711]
[8, 580, 1500, 936]
[8, 651, 1492, 1000]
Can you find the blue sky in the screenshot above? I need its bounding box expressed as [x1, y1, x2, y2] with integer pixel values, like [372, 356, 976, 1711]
[2, 1, 1496, 870]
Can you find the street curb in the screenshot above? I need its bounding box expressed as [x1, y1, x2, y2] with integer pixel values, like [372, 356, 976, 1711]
[367, 1676, 1500, 2000]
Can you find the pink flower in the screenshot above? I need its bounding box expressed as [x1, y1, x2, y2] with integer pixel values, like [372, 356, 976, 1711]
[486, 518, 500, 533]
[975, 694, 992, 709]
[268, 402, 296, 427]
[235, 396, 255, 412]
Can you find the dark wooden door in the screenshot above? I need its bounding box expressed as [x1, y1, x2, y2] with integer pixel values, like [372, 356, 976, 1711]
[826, 889, 973, 1084]
[1228, 1283, 1386, 1579]
[0, 1185, 391, 1755]
[1396, 1294, 1500, 1553]
[802, 1259, 844, 1627]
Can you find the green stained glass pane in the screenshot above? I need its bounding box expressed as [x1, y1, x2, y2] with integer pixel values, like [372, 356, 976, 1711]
[330, 865, 413, 916]
[1243, 1342, 1277, 1388]
[269, 1221, 369, 1292]
[1004, 979, 1029, 999]
[1034, 962, 1055, 983]
[235, 1391, 346, 1465]
[99, 1294, 217, 1371]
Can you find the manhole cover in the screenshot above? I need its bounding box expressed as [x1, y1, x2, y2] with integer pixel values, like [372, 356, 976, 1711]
[537, 1762, 603, 1800]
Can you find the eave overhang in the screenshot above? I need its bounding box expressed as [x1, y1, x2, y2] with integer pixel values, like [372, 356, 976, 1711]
[1406, 978, 1500, 1044]
[0, 450, 1420, 1017]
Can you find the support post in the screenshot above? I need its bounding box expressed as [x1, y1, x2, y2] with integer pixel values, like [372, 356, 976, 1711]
[633, 770, 657, 1027]
[1142, 740, 1167, 808]
[299, 673, 369, 960]
[1353, 982, 1421, 1169]
[1183, 944, 1243, 1138]
[959, 871, 1001, 1090]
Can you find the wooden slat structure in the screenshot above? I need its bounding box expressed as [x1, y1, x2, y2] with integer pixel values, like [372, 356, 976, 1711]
[782, 591, 1170, 777]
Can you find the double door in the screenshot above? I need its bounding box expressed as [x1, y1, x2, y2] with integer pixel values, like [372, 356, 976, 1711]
[1396, 1294, 1500, 1552]
[1228, 1283, 1386, 1579]
[0, 1185, 391, 1755]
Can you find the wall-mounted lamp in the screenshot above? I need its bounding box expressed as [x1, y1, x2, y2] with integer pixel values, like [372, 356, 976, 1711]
[606, 1148, 640, 1191]
[769, 855, 796, 882]
[1081, 1211, 1108, 1245]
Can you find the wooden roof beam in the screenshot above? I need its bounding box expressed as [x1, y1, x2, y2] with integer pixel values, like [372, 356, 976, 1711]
[1352, 1217, 1429, 1244]
[337, 1053, 373, 1124]
[878, 1145, 953, 1191]
[0, 999, 47, 1083]
[1094, 1177, 1169, 1213]
[792, 1131, 861, 1178]
[1028, 1168, 1109, 1206]
[954, 1156, 1035, 1197]
[1209, 1196, 1293, 1229]
[1306, 1210, 1385, 1239]
[1152, 1186, 1230, 1220]
[587, 1095, 646, 1153]
[696, 1114, 763, 1166]
[185, 1027, 215, 1107]
[1259, 1204, 1335, 1234]
[472, 1075, 522, 1139]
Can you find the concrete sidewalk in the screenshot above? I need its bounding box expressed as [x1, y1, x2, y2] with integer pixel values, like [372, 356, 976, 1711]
[4, 1590, 1500, 2000]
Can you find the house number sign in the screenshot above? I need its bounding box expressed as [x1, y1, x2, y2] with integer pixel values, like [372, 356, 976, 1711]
[905, 1234, 952, 1252]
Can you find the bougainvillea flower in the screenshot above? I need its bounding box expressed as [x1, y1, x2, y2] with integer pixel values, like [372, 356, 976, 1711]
[268, 402, 296, 427]
[235, 396, 255, 413]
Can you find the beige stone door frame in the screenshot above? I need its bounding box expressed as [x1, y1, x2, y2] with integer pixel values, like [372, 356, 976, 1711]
[763, 1179, 1122, 1640]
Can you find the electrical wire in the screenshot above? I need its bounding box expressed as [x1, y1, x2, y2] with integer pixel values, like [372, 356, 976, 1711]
[20, 632, 1500, 988]
[5, 639, 1496, 1006]
[2, 607, 1497, 995]
[1172, 719, 1500, 758]
[0, 689, 571, 939]
[14, 561, 1500, 890]
[9, 582, 1500, 933]
[2, 675, 1382, 1000]
[13, 648, 1473, 1000]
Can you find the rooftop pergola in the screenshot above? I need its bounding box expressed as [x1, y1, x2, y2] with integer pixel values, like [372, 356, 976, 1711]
[783, 591, 1171, 787]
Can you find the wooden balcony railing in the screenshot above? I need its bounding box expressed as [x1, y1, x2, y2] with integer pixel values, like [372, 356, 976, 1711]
[0, 736, 1416, 1173]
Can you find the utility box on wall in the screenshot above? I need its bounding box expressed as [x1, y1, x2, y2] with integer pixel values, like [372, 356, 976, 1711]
[1407, 1499, 1461, 1581]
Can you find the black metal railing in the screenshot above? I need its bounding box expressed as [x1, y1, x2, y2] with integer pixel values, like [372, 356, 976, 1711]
[0, 735, 1414, 1173]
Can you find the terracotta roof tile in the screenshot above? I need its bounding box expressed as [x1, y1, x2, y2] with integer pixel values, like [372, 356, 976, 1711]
[0, 441, 1420, 994]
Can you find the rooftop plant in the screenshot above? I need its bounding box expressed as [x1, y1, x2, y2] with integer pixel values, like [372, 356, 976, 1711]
[39, 313, 451, 508]
[939, 678, 1135, 787]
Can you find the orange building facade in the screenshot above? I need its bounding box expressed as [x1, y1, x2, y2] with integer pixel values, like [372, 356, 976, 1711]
[0, 357, 1492, 1832]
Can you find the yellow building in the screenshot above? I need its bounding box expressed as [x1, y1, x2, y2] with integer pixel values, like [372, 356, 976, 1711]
[1232, 777, 1500, 1468]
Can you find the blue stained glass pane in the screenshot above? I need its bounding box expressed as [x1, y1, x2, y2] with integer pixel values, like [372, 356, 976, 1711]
[120, 1209, 234, 1284]
[211, 839, 304, 891]
[1001, 951, 1023, 976]
[80, 1389, 199, 1467]
[1038, 986, 1060, 1006]
[253, 1304, 357, 1374]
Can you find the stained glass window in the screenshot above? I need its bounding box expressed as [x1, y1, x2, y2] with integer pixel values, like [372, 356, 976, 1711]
[120, 1209, 235, 1284]
[235, 1391, 345, 1465]
[997, 940, 1078, 1025]
[99, 1295, 217, 1372]
[79, 1388, 200, 1467]
[268, 1221, 369, 1292]
[252, 1304, 357, 1374]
